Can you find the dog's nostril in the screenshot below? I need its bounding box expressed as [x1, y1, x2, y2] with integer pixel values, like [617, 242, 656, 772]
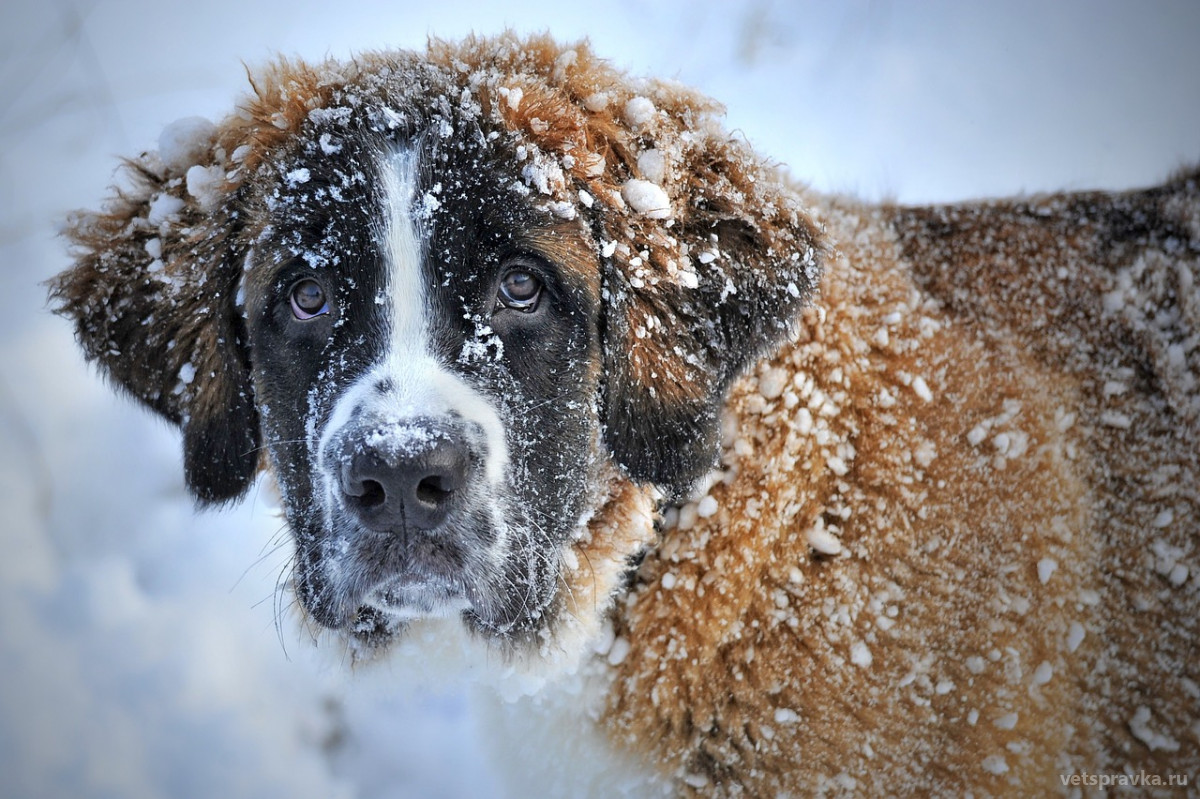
[359, 479, 386, 508]
[416, 475, 452, 506]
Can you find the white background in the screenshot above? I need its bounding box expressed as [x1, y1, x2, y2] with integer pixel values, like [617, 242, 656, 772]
[2, 1, 1197, 797]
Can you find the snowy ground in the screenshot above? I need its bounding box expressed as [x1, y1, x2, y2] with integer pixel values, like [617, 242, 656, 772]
[1, 2, 1197, 797]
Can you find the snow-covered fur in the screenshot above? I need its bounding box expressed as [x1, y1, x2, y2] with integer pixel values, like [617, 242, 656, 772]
[51, 33, 1199, 797]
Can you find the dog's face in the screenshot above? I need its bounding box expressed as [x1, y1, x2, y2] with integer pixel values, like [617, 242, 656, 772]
[242, 127, 605, 639]
[51, 36, 823, 657]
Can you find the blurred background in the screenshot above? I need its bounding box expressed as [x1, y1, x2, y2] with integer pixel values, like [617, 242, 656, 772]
[2, 1, 1197, 797]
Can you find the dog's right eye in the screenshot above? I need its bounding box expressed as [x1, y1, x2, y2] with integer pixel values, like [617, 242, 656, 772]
[290, 279, 329, 320]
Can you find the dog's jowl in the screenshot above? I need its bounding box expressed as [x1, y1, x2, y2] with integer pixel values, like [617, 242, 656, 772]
[51, 34, 1198, 797]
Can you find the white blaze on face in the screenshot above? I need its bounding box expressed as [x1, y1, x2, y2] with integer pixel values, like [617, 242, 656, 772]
[316, 144, 509, 506]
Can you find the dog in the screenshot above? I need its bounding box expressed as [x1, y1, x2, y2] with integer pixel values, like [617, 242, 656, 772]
[51, 33, 1198, 796]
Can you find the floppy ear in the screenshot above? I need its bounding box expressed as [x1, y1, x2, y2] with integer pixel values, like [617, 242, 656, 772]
[49, 120, 260, 504]
[585, 83, 825, 498]
[596, 168, 824, 498]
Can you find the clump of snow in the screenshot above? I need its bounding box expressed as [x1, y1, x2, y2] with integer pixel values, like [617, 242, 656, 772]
[186, 164, 225, 210]
[805, 519, 842, 556]
[981, 755, 1009, 775]
[1031, 661, 1054, 686]
[849, 641, 872, 668]
[913, 440, 937, 468]
[622, 179, 671, 219]
[1036, 558, 1058, 584]
[158, 116, 216, 173]
[993, 712, 1018, 730]
[545, 200, 576, 219]
[583, 92, 609, 112]
[1168, 563, 1189, 587]
[774, 708, 800, 724]
[146, 193, 185, 227]
[318, 133, 341, 155]
[1129, 706, 1181, 751]
[758, 367, 788, 400]
[285, 167, 312, 187]
[501, 85, 523, 111]
[606, 636, 631, 666]
[1066, 622, 1086, 652]
[637, 148, 666, 183]
[623, 96, 656, 128]
[696, 495, 718, 518]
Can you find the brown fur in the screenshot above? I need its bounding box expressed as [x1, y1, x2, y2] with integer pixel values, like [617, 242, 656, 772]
[50, 33, 1198, 797]
[605, 184, 1200, 794]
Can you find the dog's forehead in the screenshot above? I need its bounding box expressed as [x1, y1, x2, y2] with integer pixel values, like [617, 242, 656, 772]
[245, 113, 599, 299]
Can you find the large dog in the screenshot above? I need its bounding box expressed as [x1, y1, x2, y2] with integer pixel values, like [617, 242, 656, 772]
[52, 33, 1198, 796]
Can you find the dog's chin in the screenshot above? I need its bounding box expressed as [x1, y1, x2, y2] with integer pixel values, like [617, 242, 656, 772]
[363, 575, 471, 621]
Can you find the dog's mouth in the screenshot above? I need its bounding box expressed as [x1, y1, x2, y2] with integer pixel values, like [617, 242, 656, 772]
[361, 569, 471, 620]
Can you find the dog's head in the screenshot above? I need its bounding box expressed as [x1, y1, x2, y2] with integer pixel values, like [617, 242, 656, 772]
[51, 35, 823, 659]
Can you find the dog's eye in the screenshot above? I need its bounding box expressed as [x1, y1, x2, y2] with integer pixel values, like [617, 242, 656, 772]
[497, 268, 543, 312]
[290, 279, 329, 320]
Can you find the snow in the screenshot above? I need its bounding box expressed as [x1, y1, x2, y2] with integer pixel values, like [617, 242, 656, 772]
[806, 521, 843, 556]
[911, 376, 933, 402]
[157, 116, 217, 173]
[286, 167, 312, 186]
[981, 755, 1009, 775]
[621, 178, 672, 219]
[186, 164, 225, 209]
[1129, 706, 1182, 752]
[606, 636, 631, 666]
[622, 96, 656, 128]
[4, 2, 1198, 798]
[636, 148, 667, 184]
[1036, 558, 1058, 584]
[146, 193, 185, 227]
[1066, 622, 1087, 653]
[774, 708, 800, 724]
[849, 641, 873, 668]
[993, 712, 1018, 730]
[1032, 661, 1054, 686]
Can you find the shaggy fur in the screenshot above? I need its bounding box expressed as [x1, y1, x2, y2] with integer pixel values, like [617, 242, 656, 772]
[51, 33, 1198, 797]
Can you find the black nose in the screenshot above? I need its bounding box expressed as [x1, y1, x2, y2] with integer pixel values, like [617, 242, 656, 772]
[340, 429, 471, 532]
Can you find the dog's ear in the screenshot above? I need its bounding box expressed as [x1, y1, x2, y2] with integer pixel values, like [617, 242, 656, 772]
[576, 79, 825, 497]
[49, 118, 260, 504]
[595, 163, 824, 497]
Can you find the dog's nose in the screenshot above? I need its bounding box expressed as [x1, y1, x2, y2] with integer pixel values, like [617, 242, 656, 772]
[340, 430, 470, 532]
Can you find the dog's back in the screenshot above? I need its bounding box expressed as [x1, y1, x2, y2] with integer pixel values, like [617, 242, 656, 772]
[604, 173, 1200, 796]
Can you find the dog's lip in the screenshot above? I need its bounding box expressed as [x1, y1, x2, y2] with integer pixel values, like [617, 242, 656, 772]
[361, 571, 469, 617]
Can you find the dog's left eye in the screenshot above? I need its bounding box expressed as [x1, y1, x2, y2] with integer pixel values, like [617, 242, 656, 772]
[290, 279, 330, 320]
[497, 268, 543, 312]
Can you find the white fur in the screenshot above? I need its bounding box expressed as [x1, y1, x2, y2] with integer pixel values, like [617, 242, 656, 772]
[317, 145, 508, 487]
[314, 144, 512, 616]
